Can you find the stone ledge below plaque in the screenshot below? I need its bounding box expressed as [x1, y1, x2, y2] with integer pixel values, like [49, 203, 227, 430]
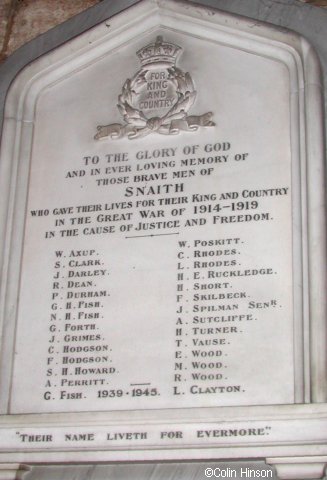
[0, 0, 326, 475]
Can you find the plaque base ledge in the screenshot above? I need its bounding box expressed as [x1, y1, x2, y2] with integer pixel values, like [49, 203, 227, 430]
[266, 456, 327, 479]
[0, 464, 30, 480]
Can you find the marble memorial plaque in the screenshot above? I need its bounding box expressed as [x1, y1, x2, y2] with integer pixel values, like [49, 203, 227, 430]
[0, 0, 326, 466]
[9, 32, 296, 414]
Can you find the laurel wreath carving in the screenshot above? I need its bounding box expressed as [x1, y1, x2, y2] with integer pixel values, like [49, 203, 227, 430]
[94, 66, 215, 140]
[117, 67, 196, 135]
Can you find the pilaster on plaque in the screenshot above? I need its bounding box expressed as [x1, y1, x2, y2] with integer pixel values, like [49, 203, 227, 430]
[0, 465, 30, 480]
[266, 457, 327, 480]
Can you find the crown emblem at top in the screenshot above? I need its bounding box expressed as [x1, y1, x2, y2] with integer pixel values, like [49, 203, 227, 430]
[95, 36, 215, 140]
[136, 36, 181, 66]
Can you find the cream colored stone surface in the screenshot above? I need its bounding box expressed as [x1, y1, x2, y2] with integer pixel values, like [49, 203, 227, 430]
[0, 0, 326, 63]
[301, 0, 327, 5]
[5, 0, 100, 55]
[0, 0, 12, 60]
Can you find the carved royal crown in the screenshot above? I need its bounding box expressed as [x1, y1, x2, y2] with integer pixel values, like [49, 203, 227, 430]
[136, 36, 181, 66]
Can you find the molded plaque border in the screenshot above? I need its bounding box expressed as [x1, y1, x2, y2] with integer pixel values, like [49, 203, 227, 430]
[0, 0, 326, 465]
